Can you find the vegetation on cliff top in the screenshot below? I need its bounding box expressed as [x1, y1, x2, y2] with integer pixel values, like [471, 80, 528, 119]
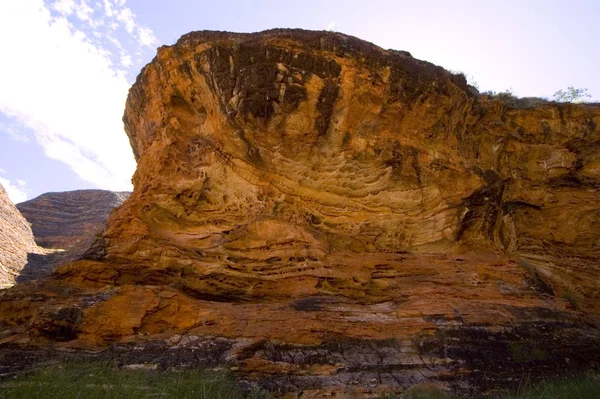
[481, 86, 592, 108]
[453, 71, 592, 107]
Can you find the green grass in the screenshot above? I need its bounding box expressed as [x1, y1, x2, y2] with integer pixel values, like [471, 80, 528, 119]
[561, 290, 580, 309]
[402, 382, 452, 398]
[0, 362, 272, 399]
[2, 362, 600, 399]
[508, 342, 549, 362]
[496, 374, 600, 399]
[378, 375, 600, 399]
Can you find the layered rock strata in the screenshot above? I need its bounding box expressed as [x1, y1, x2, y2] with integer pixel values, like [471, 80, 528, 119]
[17, 190, 130, 251]
[1, 29, 599, 396]
[15, 190, 130, 281]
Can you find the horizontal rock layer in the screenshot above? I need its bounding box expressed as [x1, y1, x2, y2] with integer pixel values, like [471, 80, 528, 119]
[15, 190, 130, 282]
[1, 259, 599, 396]
[17, 190, 130, 251]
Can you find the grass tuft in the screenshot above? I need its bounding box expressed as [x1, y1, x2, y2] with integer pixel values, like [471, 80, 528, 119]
[495, 374, 600, 399]
[0, 362, 272, 399]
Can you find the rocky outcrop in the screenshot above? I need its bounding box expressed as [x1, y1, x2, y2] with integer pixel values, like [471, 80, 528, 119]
[12, 190, 130, 282]
[0, 184, 42, 287]
[1, 30, 599, 396]
[68, 29, 600, 308]
[17, 189, 129, 254]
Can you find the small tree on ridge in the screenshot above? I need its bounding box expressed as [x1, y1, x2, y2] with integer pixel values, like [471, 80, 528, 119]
[553, 87, 591, 103]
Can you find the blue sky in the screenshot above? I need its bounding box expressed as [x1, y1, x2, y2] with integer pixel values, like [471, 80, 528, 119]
[1, 0, 599, 203]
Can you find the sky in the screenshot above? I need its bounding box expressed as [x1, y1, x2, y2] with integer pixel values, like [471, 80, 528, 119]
[0, 0, 599, 204]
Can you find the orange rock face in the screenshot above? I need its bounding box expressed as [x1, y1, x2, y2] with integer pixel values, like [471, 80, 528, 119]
[64, 30, 600, 307]
[1, 30, 600, 396]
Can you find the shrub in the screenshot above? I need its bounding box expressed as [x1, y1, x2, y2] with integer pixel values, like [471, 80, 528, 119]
[482, 90, 550, 109]
[553, 87, 591, 103]
[561, 290, 580, 309]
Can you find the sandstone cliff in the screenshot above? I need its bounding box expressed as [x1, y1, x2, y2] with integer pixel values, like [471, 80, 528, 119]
[0, 183, 41, 287]
[65, 29, 600, 309]
[1, 30, 599, 397]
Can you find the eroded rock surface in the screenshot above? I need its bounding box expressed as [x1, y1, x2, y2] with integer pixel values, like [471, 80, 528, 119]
[66, 29, 600, 308]
[1, 30, 599, 397]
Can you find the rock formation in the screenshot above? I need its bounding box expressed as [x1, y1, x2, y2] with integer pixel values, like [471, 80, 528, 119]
[1, 30, 599, 397]
[15, 190, 130, 281]
[17, 190, 130, 251]
[0, 183, 43, 287]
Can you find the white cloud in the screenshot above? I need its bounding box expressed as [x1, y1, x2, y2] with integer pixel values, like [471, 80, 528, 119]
[138, 25, 159, 47]
[0, 167, 6, 174]
[115, 6, 158, 47]
[74, 0, 94, 22]
[1, 122, 31, 143]
[326, 20, 337, 32]
[0, 177, 28, 204]
[120, 53, 132, 67]
[0, 1, 160, 192]
[117, 8, 135, 33]
[102, 0, 113, 17]
[88, 16, 104, 29]
[53, 0, 75, 16]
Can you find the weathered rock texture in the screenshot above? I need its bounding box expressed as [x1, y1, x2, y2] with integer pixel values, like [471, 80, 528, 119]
[14, 190, 130, 281]
[1, 30, 600, 397]
[0, 184, 43, 287]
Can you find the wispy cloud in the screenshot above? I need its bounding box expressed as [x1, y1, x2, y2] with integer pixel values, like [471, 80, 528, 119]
[120, 53, 133, 68]
[52, 0, 75, 15]
[116, 8, 135, 33]
[74, 0, 94, 22]
[0, 0, 160, 192]
[102, 0, 114, 17]
[138, 25, 159, 47]
[326, 20, 337, 31]
[1, 122, 31, 143]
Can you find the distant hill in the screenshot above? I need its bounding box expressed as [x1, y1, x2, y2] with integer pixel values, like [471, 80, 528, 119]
[14, 190, 130, 282]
